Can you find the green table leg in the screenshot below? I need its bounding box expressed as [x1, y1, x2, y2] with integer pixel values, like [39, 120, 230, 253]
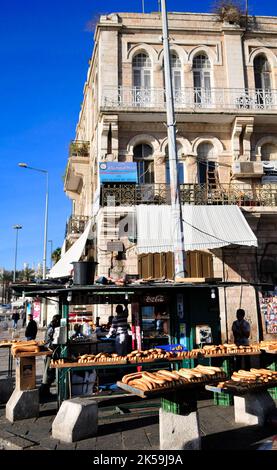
[268, 361, 277, 400]
[213, 358, 234, 406]
[57, 367, 70, 408]
[161, 390, 197, 415]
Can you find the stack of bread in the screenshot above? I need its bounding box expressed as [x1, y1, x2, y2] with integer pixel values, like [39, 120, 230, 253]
[11, 340, 41, 356]
[121, 365, 226, 392]
[77, 352, 126, 364]
[216, 368, 277, 390]
[201, 343, 260, 356]
[126, 348, 175, 363]
[259, 340, 277, 351]
[231, 368, 277, 383]
[50, 358, 65, 367]
[175, 349, 200, 359]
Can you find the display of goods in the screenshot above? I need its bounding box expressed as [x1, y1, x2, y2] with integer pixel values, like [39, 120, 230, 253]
[201, 343, 260, 355]
[259, 340, 277, 351]
[77, 352, 126, 363]
[175, 349, 200, 359]
[126, 348, 175, 362]
[216, 368, 277, 390]
[120, 365, 226, 392]
[11, 340, 41, 356]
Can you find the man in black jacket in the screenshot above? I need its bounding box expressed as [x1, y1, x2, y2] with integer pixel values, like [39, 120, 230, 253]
[25, 314, 38, 340]
[39, 314, 61, 399]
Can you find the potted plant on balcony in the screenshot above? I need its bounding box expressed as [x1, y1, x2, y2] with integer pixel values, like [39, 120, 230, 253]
[70, 142, 89, 157]
[213, 1, 246, 27]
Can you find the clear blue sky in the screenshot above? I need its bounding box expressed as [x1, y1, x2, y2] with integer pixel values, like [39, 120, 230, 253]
[0, 0, 276, 272]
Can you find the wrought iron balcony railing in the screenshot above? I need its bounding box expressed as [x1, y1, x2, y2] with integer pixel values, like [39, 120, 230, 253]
[69, 140, 90, 158]
[102, 87, 277, 112]
[101, 183, 277, 207]
[66, 215, 89, 237]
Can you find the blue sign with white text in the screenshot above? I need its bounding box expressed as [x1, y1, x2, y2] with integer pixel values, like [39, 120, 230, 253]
[99, 162, 138, 183]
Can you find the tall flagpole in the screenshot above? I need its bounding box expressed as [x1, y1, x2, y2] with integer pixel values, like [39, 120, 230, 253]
[161, 0, 186, 279]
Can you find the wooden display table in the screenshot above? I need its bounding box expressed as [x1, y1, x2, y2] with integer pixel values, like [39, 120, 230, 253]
[117, 377, 225, 450]
[51, 359, 183, 407]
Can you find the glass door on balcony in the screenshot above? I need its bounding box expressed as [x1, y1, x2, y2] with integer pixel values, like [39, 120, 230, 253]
[163, 53, 182, 106]
[134, 144, 155, 203]
[197, 143, 215, 185]
[132, 53, 151, 106]
[193, 54, 211, 107]
[254, 55, 272, 108]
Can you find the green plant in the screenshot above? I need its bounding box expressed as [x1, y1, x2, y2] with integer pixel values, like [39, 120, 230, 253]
[212, 1, 246, 26]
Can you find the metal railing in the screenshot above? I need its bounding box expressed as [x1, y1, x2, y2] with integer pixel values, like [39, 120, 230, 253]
[66, 215, 89, 237]
[102, 86, 277, 111]
[69, 140, 90, 158]
[101, 183, 277, 207]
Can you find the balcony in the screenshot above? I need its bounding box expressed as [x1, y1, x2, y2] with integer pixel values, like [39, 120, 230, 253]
[69, 140, 90, 158]
[66, 215, 89, 237]
[101, 87, 277, 113]
[100, 183, 277, 207]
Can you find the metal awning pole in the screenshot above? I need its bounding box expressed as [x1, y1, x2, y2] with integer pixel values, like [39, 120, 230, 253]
[161, 0, 186, 278]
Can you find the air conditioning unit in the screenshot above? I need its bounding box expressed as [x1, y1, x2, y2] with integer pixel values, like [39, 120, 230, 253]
[232, 162, 264, 178]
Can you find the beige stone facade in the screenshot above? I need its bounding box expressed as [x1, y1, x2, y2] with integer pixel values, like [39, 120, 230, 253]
[64, 12, 277, 341]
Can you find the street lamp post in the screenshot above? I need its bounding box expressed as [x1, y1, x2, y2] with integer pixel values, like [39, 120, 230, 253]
[18, 163, 49, 327]
[13, 225, 22, 282]
[18, 163, 49, 280]
[48, 239, 53, 268]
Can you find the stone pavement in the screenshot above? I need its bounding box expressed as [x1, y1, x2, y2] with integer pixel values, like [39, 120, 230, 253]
[0, 321, 277, 451]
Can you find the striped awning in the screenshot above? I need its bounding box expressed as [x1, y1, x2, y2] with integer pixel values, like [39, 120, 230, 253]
[135, 205, 257, 254]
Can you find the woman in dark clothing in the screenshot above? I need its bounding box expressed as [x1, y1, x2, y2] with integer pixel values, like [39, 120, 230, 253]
[25, 314, 38, 340]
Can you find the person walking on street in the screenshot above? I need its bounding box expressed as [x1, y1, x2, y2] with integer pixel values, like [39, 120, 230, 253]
[25, 313, 38, 340]
[12, 311, 20, 329]
[39, 314, 61, 399]
[106, 303, 130, 356]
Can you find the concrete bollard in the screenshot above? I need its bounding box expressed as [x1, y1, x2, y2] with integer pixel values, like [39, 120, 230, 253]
[52, 397, 98, 443]
[0, 377, 14, 403]
[234, 391, 276, 426]
[159, 408, 201, 450]
[6, 389, 39, 422]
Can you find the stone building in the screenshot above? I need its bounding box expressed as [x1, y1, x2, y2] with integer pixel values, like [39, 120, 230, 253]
[63, 11, 277, 343]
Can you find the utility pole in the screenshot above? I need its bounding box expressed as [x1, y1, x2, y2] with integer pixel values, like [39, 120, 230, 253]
[161, 0, 186, 278]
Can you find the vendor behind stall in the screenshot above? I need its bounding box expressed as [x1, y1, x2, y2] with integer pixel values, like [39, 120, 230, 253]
[71, 323, 85, 340]
[106, 303, 130, 356]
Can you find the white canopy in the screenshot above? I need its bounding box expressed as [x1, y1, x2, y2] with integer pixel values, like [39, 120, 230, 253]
[135, 205, 258, 254]
[48, 219, 93, 278]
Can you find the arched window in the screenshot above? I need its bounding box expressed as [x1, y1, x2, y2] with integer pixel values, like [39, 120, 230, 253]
[197, 142, 216, 185]
[254, 55, 271, 91]
[132, 53, 152, 106]
[165, 143, 185, 184]
[134, 143, 154, 184]
[170, 52, 182, 102]
[261, 143, 277, 161]
[254, 55, 271, 107]
[193, 54, 211, 106]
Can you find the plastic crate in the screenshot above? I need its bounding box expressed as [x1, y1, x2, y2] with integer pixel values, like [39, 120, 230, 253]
[213, 392, 234, 406]
[155, 344, 188, 352]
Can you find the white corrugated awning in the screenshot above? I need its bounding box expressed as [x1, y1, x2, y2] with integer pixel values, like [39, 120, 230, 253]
[48, 219, 93, 278]
[136, 205, 258, 254]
